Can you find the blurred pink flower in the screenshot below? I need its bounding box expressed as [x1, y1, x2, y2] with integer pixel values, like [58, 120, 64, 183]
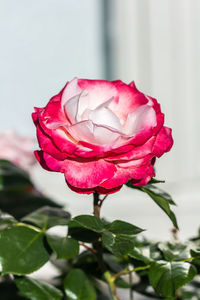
[0, 131, 36, 171]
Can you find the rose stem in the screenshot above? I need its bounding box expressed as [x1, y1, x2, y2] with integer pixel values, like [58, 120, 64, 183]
[129, 272, 134, 300]
[93, 192, 121, 300]
[93, 191, 101, 218]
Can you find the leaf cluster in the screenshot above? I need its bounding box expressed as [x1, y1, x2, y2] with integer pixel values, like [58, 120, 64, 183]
[0, 160, 200, 300]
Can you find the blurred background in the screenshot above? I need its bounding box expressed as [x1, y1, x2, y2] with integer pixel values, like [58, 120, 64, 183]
[0, 0, 200, 241]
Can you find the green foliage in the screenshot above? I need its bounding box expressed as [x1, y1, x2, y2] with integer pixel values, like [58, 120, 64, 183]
[105, 220, 144, 235]
[0, 190, 62, 219]
[22, 206, 71, 229]
[68, 216, 101, 242]
[126, 180, 178, 228]
[47, 235, 79, 259]
[0, 159, 32, 190]
[15, 277, 63, 300]
[149, 261, 197, 297]
[102, 232, 135, 257]
[158, 242, 190, 261]
[69, 215, 105, 233]
[0, 225, 49, 275]
[0, 159, 61, 219]
[1, 168, 200, 300]
[64, 269, 96, 300]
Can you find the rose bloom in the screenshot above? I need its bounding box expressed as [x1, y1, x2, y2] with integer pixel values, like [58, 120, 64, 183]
[32, 78, 173, 194]
[0, 131, 36, 172]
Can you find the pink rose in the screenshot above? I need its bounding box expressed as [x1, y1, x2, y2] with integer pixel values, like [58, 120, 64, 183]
[32, 78, 173, 194]
[0, 131, 36, 172]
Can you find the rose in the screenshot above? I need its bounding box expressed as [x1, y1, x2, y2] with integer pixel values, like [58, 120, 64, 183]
[0, 130, 36, 171]
[32, 78, 173, 194]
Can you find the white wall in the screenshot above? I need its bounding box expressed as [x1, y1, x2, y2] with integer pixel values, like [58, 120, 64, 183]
[109, 0, 200, 183]
[0, 0, 104, 135]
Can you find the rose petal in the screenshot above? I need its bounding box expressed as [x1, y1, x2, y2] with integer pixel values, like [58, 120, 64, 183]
[106, 136, 156, 161]
[68, 120, 122, 146]
[64, 93, 82, 124]
[61, 77, 82, 107]
[124, 104, 157, 135]
[110, 80, 148, 123]
[66, 181, 122, 195]
[93, 124, 122, 145]
[116, 154, 153, 168]
[64, 159, 117, 189]
[89, 105, 122, 131]
[152, 126, 173, 157]
[40, 95, 67, 129]
[67, 120, 94, 143]
[36, 118, 68, 160]
[78, 79, 118, 111]
[101, 158, 154, 189]
[34, 151, 64, 172]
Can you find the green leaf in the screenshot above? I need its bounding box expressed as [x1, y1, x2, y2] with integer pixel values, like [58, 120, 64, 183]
[0, 189, 62, 219]
[68, 220, 99, 243]
[141, 185, 178, 228]
[158, 242, 190, 261]
[102, 232, 115, 253]
[142, 184, 176, 205]
[149, 260, 197, 297]
[22, 206, 70, 229]
[0, 159, 32, 190]
[190, 248, 200, 258]
[148, 178, 165, 184]
[47, 235, 79, 259]
[128, 247, 151, 264]
[0, 225, 49, 275]
[129, 242, 162, 264]
[64, 268, 96, 300]
[69, 215, 105, 233]
[102, 232, 134, 257]
[15, 277, 63, 300]
[113, 236, 135, 256]
[126, 181, 178, 228]
[105, 220, 144, 235]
